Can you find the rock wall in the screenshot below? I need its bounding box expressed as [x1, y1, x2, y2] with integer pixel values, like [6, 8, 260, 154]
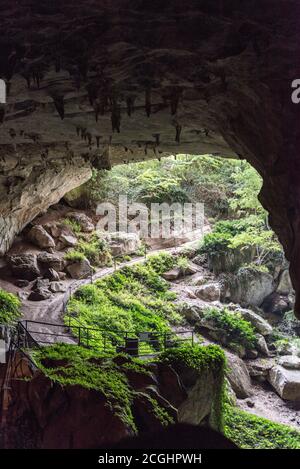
[0, 1, 300, 315]
[0, 144, 91, 255]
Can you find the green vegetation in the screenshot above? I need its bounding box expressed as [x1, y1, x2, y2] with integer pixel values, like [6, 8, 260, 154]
[64, 250, 86, 262]
[32, 344, 151, 432]
[224, 405, 300, 449]
[203, 307, 258, 351]
[64, 233, 112, 267]
[0, 288, 21, 325]
[62, 217, 82, 234]
[200, 217, 281, 271]
[65, 253, 182, 351]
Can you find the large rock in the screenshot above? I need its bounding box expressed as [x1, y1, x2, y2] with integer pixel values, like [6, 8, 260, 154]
[58, 234, 78, 248]
[67, 212, 95, 233]
[226, 354, 253, 399]
[195, 283, 220, 302]
[66, 259, 93, 279]
[105, 232, 141, 257]
[37, 252, 63, 271]
[227, 305, 273, 336]
[177, 303, 204, 324]
[268, 366, 300, 400]
[27, 225, 55, 250]
[9, 253, 41, 281]
[255, 334, 270, 356]
[245, 358, 274, 381]
[163, 268, 181, 281]
[277, 270, 294, 295]
[262, 292, 291, 315]
[225, 268, 274, 307]
[278, 356, 300, 370]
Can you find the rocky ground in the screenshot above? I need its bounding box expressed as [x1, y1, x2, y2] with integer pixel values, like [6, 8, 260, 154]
[163, 256, 300, 430]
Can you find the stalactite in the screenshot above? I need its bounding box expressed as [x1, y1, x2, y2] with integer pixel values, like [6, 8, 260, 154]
[51, 93, 65, 120]
[152, 133, 160, 145]
[76, 127, 80, 137]
[111, 101, 121, 133]
[145, 88, 151, 117]
[96, 136, 101, 148]
[81, 128, 87, 140]
[126, 96, 136, 116]
[170, 89, 181, 115]
[175, 124, 182, 143]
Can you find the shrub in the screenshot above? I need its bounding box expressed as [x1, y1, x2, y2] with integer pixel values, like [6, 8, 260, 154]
[177, 256, 189, 273]
[203, 307, 258, 351]
[0, 289, 21, 325]
[76, 235, 111, 267]
[145, 252, 175, 274]
[62, 218, 82, 234]
[64, 250, 85, 262]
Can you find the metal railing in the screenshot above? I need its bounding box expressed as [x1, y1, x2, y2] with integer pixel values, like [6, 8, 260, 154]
[17, 319, 194, 357]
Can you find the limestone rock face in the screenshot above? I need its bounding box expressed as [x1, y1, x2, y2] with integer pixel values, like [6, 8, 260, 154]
[269, 366, 300, 401]
[227, 268, 274, 307]
[0, 0, 299, 318]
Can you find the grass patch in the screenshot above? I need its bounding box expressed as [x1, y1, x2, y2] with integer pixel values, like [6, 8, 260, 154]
[224, 404, 300, 449]
[0, 289, 21, 325]
[65, 260, 182, 352]
[62, 218, 82, 234]
[64, 250, 86, 262]
[203, 307, 257, 351]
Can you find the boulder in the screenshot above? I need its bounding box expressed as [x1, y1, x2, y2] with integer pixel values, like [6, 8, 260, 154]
[228, 305, 273, 336]
[59, 234, 78, 248]
[177, 303, 204, 324]
[66, 258, 93, 279]
[67, 212, 95, 233]
[268, 366, 300, 400]
[9, 253, 41, 280]
[44, 268, 60, 281]
[37, 252, 63, 271]
[256, 334, 270, 356]
[106, 232, 140, 256]
[163, 268, 181, 281]
[226, 354, 253, 398]
[226, 267, 274, 307]
[262, 292, 290, 315]
[276, 269, 294, 295]
[28, 288, 52, 301]
[245, 358, 274, 381]
[27, 225, 55, 250]
[278, 355, 300, 370]
[49, 282, 67, 293]
[195, 283, 220, 302]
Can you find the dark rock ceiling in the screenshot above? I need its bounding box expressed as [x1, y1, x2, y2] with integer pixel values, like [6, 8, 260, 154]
[0, 0, 300, 315]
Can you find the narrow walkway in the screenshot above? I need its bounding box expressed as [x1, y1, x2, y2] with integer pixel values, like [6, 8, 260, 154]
[20, 243, 193, 340]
